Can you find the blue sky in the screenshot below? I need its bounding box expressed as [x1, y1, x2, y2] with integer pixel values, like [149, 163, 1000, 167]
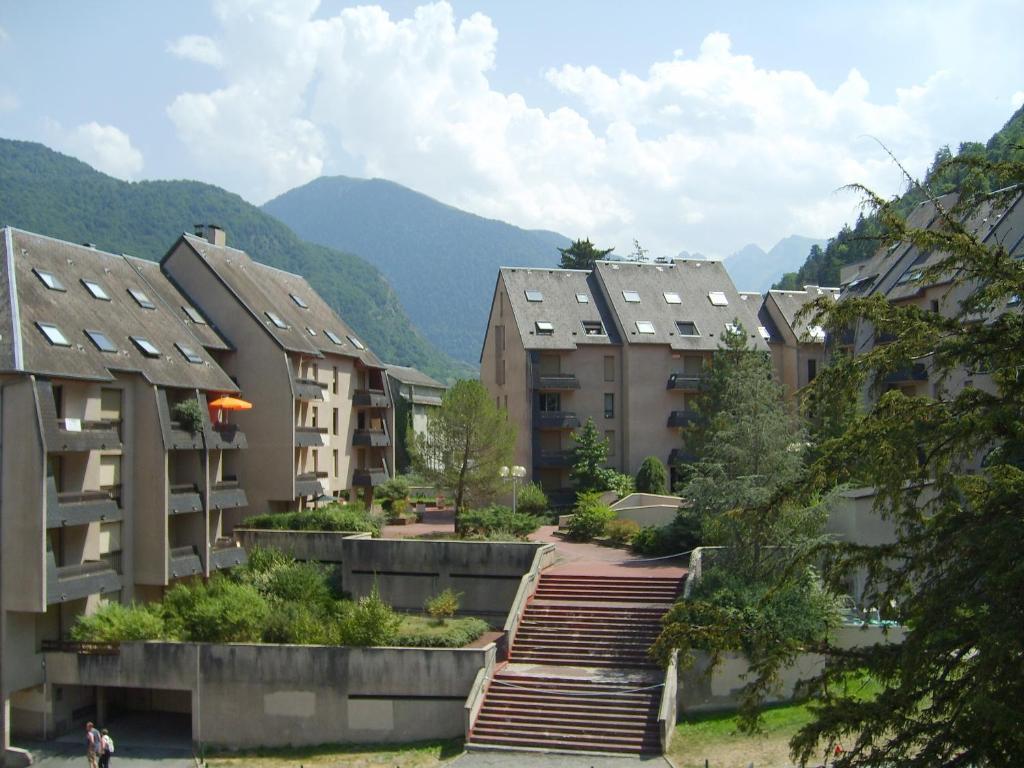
[1, 1, 1021, 258]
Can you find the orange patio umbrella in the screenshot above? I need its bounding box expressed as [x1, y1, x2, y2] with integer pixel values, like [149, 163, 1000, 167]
[209, 395, 254, 410]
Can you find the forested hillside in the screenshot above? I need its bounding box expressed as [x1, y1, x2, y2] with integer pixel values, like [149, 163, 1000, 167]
[263, 176, 569, 364]
[775, 105, 1024, 289]
[0, 139, 473, 382]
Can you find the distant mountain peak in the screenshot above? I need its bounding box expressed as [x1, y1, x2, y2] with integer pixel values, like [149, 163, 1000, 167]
[722, 235, 826, 293]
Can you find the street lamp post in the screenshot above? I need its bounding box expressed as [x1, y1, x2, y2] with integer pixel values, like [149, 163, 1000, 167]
[500, 465, 527, 513]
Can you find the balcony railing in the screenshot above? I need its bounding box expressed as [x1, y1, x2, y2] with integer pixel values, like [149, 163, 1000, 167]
[294, 378, 327, 401]
[535, 449, 575, 467]
[46, 553, 122, 604]
[667, 410, 699, 428]
[535, 411, 580, 430]
[352, 429, 391, 448]
[207, 421, 247, 450]
[532, 372, 581, 390]
[169, 483, 203, 515]
[167, 419, 204, 450]
[353, 389, 390, 408]
[52, 418, 122, 452]
[884, 363, 929, 384]
[210, 479, 248, 511]
[666, 374, 707, 391]
[46, 476, 121, 529]
[295, 425, 328, 447]
[210, 538, 247, 570]
[169, 545, 203, 579]
[352, 467, 390, 487]
[295, 471, 328, 498]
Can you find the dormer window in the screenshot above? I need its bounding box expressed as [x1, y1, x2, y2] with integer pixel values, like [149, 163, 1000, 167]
[663, 291, 681, 304]
[128, 288, 156, 309]
[535, 321, 554, 336]
[290, 293, 309, 308]
[576, 293, 589, 303]
[525, 290, 543, 302]
[183, 305, 207, 324]
[82, 279, 110, 301]
[708, 291, 728, 306]
[175, 342, 203, 364]
[581, 320, 605, 336]
[130, 336, 161, 358]
[85, 329, 117, 353]
[324, 330, 343, 345]
[623, 290, 641, 303]
[265, 311, 288, 329]
[37, 322, 70, 346]
[348, 336, 366, 350]
[33, 268, 66, 292]
[635, 320, 655, 334]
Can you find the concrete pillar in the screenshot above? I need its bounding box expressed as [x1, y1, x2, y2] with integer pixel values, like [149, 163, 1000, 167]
[95, 687, 107, 727]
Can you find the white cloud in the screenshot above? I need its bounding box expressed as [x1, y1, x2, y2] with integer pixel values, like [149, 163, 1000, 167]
[164, 1, 1006, 256]
[54, 121, 144, 179]
[168, 35, 224, 67]
[1012, 91, 1024, 110]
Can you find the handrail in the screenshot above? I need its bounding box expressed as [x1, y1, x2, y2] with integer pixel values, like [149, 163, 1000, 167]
[463, 648, 496, 742]
[500, 544, 557, 660]
[658, 649, 679, 753]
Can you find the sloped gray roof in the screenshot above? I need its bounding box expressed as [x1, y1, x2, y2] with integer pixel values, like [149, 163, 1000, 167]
[500, 267, 621, 351]
[594, 259, 769, 351]
[385, 364, 445, 389]
[0, 228, 238, 391]
[767, 287, 839, 341]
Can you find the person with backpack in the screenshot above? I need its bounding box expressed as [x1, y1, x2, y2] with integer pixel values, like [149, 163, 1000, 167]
[99, 728, 114, 768]
[84, 722, 101, 768]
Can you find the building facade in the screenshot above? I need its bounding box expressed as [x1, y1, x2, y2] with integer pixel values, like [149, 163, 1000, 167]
[385, 364, 446, 473]
[758, 285, 839, 399]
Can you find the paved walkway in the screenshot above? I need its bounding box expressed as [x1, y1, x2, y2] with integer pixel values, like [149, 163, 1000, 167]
[451, 749, 674, 767]
[17, 743, 194, 768]
[529, 526, 688, 579]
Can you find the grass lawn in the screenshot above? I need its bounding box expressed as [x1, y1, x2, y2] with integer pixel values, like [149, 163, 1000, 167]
[202, 738, 463, 768]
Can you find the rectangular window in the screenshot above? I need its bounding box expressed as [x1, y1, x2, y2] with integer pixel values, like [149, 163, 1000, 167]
[290, 293, 309, 308]
[333, 449, 339, 477]
[130, 336, 160, 358]
[930, 299, 940, 312]
[535, 321, 554, 335]
[348, 336, 365, 350]
[183, 305, 207, 324]
[37, 322, 70, 346]
[581, 320, 605, 336]
[333, 408, 339, 435]
[539, 392, 561, 412]
[497, 358, 506, 386]
[495, 325, 505, 353]
[604, 355, 615, 382]
[85, 329, 117, 353]
[175, 342, 203, 363]
[265, 311, 288, 329]
[676, 321, 699, 336]
[33, 268, 66, 291]
[576, 293, 589, 303]
[128, 287, 156, 309]
[525, 290, 543, 302]
[306, 326, 317, 336]
[663, 291, 681, 304]
[708, 291, 728, 306]
[622, 290, 641, 303]
[82, 279, 111, 301]
[635, 320, 655, 334]
[724, 322, 741, 334]
[604, 393, 614, 419]
[605, 430, 615, 457]
[100, 388, 122, 421]
[808, 359, 818, 381]
[333, 366, 339, 395]
[324, 330, 343, 345]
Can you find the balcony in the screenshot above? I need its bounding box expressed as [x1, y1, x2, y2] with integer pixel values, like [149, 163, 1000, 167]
[167, 420, 204, 450]
[352, 467, 389, 487]
[206, 421, 247, 450]
[535, 411, 580, 430]
[295, 471, 328, 498]
[353, 389, 390, 408]
[668, 448, 698, 466]
[210, 479, 248, 511]
[532, 372, 580, 391]
[667, 410, 699, 428]
[168, 483, 203, 515]
[352, 429, 391, 448]
[295, 425, 328, 447]
[169, 545, 203, 579]
[46, 476, 121, 529]
[884, 363, 929, 384]
[294, 377, 327, 402]
[210, 538, 247, 570]
[667, 374, 707, 392]
[46, 552, 122, 604]
[535, 449, 575, 468]
[52, 418, 122, 452]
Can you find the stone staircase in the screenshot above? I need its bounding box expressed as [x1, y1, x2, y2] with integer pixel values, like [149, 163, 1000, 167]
[468, 572, 682, 755]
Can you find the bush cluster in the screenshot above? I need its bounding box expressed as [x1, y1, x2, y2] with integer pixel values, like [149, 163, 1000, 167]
[631, 511, 702, 556]
[70, 602, 164, 643]
[425, 588, 460, 622]
[394, 616, 490, 648]
[515, 483, 549, 516]
[604, 518, 641, 546]
[456, 505, 545, 539]
[635, 456, 668, 494]
[376, 476, 410, 511]
[242, 502, 380, 535]
[565, 492, 616, 541]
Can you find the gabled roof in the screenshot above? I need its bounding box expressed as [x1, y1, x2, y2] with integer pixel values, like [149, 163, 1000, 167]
[385, 364, 445, 389]
[0, 227, 238, 391]
[172, 234, 384, 368]
[766, 286, 839, 342]
[594, 259, 769, 351]
[499, 267, 621, 351]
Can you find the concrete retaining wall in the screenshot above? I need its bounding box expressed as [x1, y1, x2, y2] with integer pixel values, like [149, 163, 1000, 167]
[45, 641, 496, 749]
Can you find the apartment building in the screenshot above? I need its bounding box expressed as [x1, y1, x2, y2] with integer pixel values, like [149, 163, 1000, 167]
[480, 259, 767, 499]
[162, 228, 395, 509]
[0, 227, 248, 739]
[385, 364, 446, 472]
[758, 285, 839, 398]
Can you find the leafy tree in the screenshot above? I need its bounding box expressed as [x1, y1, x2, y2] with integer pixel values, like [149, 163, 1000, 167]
[570, 417, 612, 493]
[635, 456, 668, 494]
[411, 379, 515, 512]
[558, 238, 614, 270]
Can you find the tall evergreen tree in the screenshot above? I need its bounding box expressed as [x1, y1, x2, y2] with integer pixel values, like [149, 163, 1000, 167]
[570, 417, 611, 493]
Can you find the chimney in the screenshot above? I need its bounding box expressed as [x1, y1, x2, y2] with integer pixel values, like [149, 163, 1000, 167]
[193, 224, 226, 246]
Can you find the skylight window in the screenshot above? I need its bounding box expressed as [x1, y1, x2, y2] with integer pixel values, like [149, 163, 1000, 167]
[758, 326, 771, 341]
[663, 291, 682, 304]
[535, 321, 554, 335]
[581, 320, 605, 336]
[183, 305, 207, 324]
[576, 293, 589, 303]
[708, 291, 729, 306]
[130, 336, 161, 358]
[635, 320, 655, 334]
[33, 268, 66, 292]
[128, 287, 155, 309]
[37, 322, 70, 346]
[348, 335, 365, 350]
[676, 321, 699, 336]
[724, 322, 741, 334]
[306, 326, 317, 336]
[895, 268, 923, 286]
[82, 279, 111, 301]
[175, 342, 203, 364]
[265, 311, 288, 329]
[85, 329, 117, 353]
[324, 330, 343, 345]
[290, 293, 309, 308]
[525, 290, 543, 302]
[623, 290, 641, 303]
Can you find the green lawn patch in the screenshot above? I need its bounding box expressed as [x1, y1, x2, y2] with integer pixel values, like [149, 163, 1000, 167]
[203, 737, 463, 767]
[394, 615, 489, 648]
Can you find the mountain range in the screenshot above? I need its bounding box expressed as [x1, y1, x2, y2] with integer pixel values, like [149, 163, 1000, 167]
[0, 139, 473, 382]
[723, 235, 827, 292]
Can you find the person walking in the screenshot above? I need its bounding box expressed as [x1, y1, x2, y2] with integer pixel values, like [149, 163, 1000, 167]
[84, 721, 101, 768]
[99, 728, 114, 768]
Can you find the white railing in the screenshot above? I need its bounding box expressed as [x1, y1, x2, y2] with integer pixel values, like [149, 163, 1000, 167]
[658, 649, 679, 752]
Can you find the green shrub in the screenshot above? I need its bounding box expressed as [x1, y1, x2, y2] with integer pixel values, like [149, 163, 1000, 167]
[172, 399, 204, 433]
[516, 483, 548, 516]
[425, 588, 461, 623]
[605, 518, 641, 546]
[376, 476, 410, 510]
[241, 502, 379, 535]
[566, 504, 615, 541]
[262, 601, 330, 645]
[394, 616, 489, 648]
[265, 561, 335, 606]
[163, 576, 269, 643]
[635, 456, 668, 494]
[456, 505, 545, 539]
[336, 584, 402, 646]
[631, 510, 702, 556]
[605, 471, 635, 498]
[70, 601, 165, 643]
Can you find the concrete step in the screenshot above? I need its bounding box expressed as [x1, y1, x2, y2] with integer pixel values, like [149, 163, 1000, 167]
[469, 730, 661, 754]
